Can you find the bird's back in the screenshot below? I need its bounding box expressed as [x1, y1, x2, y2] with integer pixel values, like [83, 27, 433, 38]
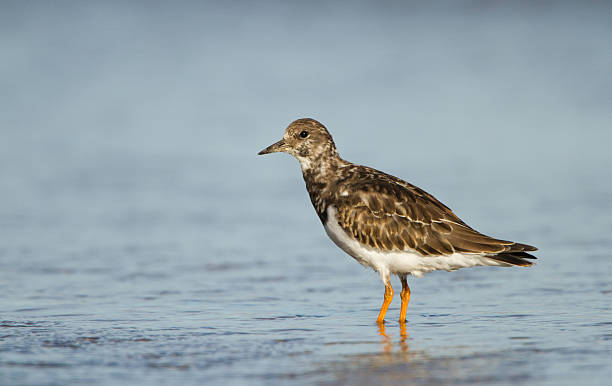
[306, 162, 537, 269]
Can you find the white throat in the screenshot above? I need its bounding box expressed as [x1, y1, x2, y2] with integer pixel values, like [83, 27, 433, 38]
[295, 155, 313, 172]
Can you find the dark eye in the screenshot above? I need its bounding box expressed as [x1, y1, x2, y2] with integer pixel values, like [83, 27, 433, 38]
[299, 130, 309, 138]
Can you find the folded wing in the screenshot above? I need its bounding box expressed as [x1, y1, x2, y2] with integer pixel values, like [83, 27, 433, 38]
[334, 176, 537, 266]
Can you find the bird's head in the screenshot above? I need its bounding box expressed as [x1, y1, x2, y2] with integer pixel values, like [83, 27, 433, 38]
[258, 118, 338, 170]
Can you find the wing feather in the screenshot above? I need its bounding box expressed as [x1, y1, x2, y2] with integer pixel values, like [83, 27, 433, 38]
[334, 177, 537, 264]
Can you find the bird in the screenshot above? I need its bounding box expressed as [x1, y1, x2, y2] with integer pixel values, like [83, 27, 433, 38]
[258, 118, 537, 323]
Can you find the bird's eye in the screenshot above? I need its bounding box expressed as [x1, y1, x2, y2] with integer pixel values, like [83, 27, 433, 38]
[299, 130, 309, 138]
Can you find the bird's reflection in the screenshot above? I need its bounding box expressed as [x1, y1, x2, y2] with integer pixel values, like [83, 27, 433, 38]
[317, 320, 433, 383]
[377, 321, 409, 354]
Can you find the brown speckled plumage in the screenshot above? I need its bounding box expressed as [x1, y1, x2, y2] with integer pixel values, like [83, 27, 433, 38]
[261, 118, 537, 266]
[258, 118, 537, 322]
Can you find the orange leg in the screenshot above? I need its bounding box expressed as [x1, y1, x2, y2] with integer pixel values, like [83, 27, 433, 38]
[376, 281, 394, 323]
[399, 274, 411, 323]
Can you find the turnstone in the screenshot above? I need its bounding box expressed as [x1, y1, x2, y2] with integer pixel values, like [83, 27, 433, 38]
[258, 118, 537, 323]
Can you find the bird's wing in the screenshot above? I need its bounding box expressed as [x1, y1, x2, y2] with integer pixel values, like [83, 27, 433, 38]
[334, 177, 537, 259]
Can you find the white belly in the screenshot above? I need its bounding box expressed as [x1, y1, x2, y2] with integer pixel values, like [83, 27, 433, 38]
[323, 205, 506, 279]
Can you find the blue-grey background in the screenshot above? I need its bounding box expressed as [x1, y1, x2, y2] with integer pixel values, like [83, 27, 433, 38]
[1, 1, 611, 385]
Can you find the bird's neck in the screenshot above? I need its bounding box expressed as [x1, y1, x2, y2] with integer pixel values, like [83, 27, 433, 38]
[299, 151, 346, 185]
[299, 152, 349, 223]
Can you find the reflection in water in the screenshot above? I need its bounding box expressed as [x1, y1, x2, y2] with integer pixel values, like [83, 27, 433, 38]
[400, 323, 408, 353]
[321, 323, 439, 385]
[323, 323, 540, 385]
[378, 322, 391, 353]
[377, 322, 409, 354]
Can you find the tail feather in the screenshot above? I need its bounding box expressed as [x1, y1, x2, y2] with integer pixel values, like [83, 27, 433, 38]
[510, 242, 538, 252]
[488, 250, 537, 267]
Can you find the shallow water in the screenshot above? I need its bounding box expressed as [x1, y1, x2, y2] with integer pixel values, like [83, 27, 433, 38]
[1, 2, 612, 385]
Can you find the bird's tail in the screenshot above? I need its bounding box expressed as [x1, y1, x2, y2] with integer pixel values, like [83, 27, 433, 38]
[487, 243, 538, 266]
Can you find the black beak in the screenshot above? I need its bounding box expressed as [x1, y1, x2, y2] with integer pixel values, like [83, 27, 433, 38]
[258, 139, 286, 155]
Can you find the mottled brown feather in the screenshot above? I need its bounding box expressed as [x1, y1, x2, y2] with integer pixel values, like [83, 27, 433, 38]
[332, 170, 537, 265]
[276, 118, 537, 267]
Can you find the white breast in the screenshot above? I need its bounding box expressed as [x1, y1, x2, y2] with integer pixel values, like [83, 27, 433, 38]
[322, 205, 506, 280]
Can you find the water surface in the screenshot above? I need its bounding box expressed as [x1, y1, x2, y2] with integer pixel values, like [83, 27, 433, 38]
[1, 2, 611, 385]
